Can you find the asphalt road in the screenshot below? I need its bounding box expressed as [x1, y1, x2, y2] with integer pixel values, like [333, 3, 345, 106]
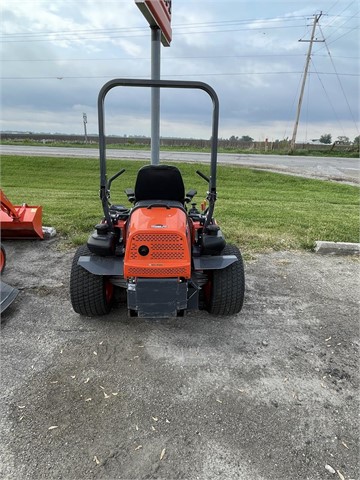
[1, 240, 359, 480]
[1, 145, 359, 184]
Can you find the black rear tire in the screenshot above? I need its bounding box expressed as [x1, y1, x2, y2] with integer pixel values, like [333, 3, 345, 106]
[70, 244, 113, 316]
[205, 244, 245, 315]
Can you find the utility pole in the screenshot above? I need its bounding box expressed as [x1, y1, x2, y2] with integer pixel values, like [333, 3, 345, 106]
[83, 112, 88, 144]
[290, 12, 324, 153]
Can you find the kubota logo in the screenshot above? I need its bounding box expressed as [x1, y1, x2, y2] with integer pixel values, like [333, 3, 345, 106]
[151, 224, 168, 228]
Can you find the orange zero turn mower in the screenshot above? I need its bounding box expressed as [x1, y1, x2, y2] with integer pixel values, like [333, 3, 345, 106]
[70, 79, 245, 318]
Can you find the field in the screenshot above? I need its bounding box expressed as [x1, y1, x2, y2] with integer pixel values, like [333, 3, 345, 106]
[1, 137, 359, 158]
[1, 155, 359, 253]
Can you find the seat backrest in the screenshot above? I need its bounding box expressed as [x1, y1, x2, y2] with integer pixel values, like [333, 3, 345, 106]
[134, 165, 185, 203]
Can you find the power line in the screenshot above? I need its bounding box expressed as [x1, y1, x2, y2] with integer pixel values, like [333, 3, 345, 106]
[321, 11, 358, 42]
[310, 59, 347, 137]
[0, 24, 310, 43]
[325, 25, 359, 47]
[283, 70, 305, 140]
[319, 26, 359, 135]
[1, 54, 309, 62]
[1, 13, 356, 41]
[0, 15, 310, 37]
[0, 26, 147, 38]
[321, 0, 357, 29]
[326, 1, 342, 15]
[3, 54, 358, 63]
[1, 71, 358, 81]
[313, 3, 359, 54]
[2, 14, 356, 40]
[1, 14, 322, 44]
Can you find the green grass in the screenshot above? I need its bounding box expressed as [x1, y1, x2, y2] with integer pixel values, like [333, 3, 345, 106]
[1, 155, 359, 253]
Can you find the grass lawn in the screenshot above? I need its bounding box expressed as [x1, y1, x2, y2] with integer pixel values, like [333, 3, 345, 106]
[1, 155, 359, 254]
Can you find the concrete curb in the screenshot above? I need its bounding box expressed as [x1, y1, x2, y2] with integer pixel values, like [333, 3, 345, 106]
[314, 241, 360, 255]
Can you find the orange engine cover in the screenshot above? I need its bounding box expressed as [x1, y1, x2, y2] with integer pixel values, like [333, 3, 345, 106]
[124, 206, 191, 279]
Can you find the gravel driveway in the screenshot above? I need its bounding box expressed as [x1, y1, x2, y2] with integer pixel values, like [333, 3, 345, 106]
[1, 240, 359, 480]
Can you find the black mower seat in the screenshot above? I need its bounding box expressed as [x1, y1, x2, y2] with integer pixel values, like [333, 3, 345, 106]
[134, 165, 185, 203]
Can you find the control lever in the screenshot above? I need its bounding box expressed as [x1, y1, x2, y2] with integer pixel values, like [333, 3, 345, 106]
[108, 168, 125, 190]
[196, 170, 210, 183]
[185, 189, 197, 203]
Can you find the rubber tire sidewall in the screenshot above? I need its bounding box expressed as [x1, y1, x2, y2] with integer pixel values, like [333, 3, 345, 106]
[205, 244, 245, 316]
[70, 244, 113, 316]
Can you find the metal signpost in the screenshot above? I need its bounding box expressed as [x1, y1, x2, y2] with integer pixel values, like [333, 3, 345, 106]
[135, 0, 172, 165]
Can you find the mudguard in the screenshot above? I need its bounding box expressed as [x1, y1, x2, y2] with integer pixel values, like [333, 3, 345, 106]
[193, 254, 238, 270]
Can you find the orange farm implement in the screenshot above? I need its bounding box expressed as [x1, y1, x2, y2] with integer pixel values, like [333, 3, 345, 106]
[0, 189, 43, 240]
[0, 190, 43, 313]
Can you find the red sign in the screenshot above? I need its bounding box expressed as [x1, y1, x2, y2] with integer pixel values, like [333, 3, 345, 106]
[135, 0, 172, 46]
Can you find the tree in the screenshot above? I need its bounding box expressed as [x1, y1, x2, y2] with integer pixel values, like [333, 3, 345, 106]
[353, 135, 360, 147]
[336, 136, 350, 145]
[319, 133, 332, 144]
[239, 135, 254, 142]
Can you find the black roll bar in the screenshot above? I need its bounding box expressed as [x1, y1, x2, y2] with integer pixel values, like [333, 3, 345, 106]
[97, 78, 219, 229]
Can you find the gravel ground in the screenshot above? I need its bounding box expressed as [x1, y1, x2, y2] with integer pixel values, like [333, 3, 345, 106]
[0, 239, 359, 480]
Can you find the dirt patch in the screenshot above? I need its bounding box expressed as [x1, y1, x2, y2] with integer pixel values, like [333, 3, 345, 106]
[1, 240, 359, 480]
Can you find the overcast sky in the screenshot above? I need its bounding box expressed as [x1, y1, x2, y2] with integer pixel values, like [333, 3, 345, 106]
[1, 0, 359, 141]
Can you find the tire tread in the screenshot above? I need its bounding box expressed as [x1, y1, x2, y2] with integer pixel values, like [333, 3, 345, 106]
[207, 244, 245, 315]
[70, 244, 111, 316]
